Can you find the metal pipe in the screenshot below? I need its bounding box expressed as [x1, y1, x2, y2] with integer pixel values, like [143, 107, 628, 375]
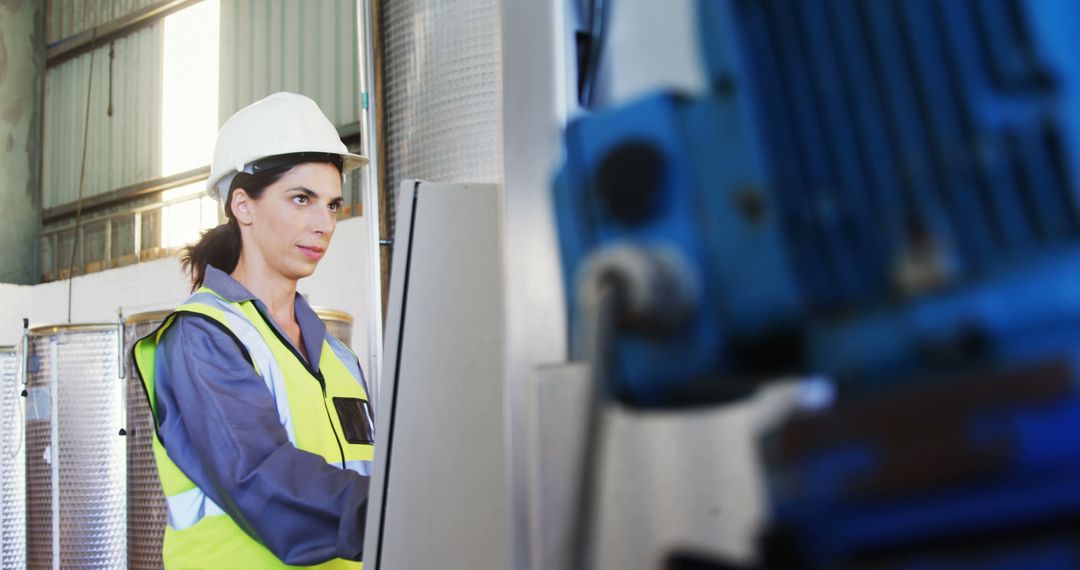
[117, 311, 126, 381]
[42, 191, 212, 238]
[117, 316, 127, 438]
[41, 165, 210, 223]
[20, 319, 29, 394]
[43, 117, 358, 222]
[49, 338, 59, 570]
[358, 0, 385, 402]
[46, 0, 201, 67]
[369, 0, 393, 319]
[133, 211, 142, 260]
[104, 218, 112, 264]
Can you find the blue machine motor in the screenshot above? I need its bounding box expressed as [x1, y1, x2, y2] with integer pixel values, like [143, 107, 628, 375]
[555, 0, 1080, 567]
[556, 0, 1080, 403]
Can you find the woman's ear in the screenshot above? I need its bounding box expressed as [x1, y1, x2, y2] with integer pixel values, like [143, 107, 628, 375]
[231, 188, 254, 225]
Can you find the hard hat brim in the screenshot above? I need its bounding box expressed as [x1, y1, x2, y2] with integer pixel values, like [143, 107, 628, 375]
[341, 152, 370, 174]
[207, 151, 371, 201]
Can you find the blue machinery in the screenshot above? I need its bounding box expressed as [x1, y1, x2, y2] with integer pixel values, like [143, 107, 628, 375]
[556, 1, 1080, 568]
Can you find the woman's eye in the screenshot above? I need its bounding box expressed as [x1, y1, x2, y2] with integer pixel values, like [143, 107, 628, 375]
[292, 195, 308, 205]
[329, 202, 340, 212]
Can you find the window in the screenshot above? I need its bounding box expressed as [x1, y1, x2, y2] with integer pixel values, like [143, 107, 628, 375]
[161, 181, 220, 250]
[160, 0, 221, 249]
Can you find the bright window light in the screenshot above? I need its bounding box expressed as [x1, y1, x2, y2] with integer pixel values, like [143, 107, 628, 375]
[161, 0, 219, 176]
[161, 182, 220, 250]
[160, 0, 220, 250]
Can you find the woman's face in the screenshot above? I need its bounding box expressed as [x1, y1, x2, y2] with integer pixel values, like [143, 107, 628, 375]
[236, 162, 344, 281]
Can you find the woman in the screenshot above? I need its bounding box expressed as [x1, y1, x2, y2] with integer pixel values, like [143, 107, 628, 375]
[133, 92, 374, 569]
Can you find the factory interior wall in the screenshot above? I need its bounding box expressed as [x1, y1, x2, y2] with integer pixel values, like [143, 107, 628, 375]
[0, 215, 375, 375]
[0, 0, 44, 284]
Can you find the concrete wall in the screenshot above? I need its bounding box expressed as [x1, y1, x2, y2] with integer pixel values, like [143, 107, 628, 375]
[0, 216, 377, 379]
[0, 0, 44, 284]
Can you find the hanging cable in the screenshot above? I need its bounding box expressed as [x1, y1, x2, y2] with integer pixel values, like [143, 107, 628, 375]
[107, 41, 114, 117]
[569, 245, 699, 570]
[570, 277, 620, 570]
[67, 48, 96, 323]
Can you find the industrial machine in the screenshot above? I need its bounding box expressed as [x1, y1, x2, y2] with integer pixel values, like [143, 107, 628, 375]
[555, 0, 1080, 568]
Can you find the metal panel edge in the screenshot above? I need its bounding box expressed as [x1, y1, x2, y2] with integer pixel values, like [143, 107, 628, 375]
[500, 0, 572, 568]
[362, 179, 419, 569]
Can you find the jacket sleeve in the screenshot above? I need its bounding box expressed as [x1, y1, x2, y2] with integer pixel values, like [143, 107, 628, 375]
[154, 314, 369, 564]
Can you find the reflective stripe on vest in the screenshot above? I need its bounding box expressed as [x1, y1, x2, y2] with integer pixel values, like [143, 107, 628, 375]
[167, 487, 227, 531]
[186, 291, 299, 447]
[165, 460, 371, 531]
[344, 460, 373, 477]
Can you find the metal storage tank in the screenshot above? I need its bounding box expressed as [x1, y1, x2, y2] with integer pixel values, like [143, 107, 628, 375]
[1, 345, 25, 569]
[25, 324, 126, 569]
[124, 310, 171, 570]
[313, 306, 354, 347]
[377, 0, 503, 230]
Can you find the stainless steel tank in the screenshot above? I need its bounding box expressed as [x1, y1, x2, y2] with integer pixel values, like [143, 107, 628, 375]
[1, 345, 25, 569]
[377, 0, 503, 237]
[313, 306, 354, 347]
[124, 310, 171, 570]
[25, 323, 126, 569]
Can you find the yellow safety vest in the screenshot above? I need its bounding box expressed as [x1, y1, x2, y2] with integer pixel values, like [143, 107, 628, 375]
[133, 287, 373, 569]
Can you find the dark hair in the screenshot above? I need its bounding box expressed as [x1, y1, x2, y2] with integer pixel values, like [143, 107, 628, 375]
[181, 153, 343, 290]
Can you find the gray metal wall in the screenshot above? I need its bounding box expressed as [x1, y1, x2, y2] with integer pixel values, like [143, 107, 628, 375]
[219, 0, 360, 129]
[42, 23, 164, 209]
[42, 0, 361, 211]
[46, 0, 161, 45]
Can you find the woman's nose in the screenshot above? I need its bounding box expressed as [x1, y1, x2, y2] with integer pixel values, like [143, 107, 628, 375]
[311, 208, 336, 235]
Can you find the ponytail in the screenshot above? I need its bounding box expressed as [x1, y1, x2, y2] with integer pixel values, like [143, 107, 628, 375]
[181, 220, 243, 291]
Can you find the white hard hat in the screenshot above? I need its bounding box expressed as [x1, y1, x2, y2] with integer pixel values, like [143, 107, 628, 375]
[206, 91, 369, 200]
